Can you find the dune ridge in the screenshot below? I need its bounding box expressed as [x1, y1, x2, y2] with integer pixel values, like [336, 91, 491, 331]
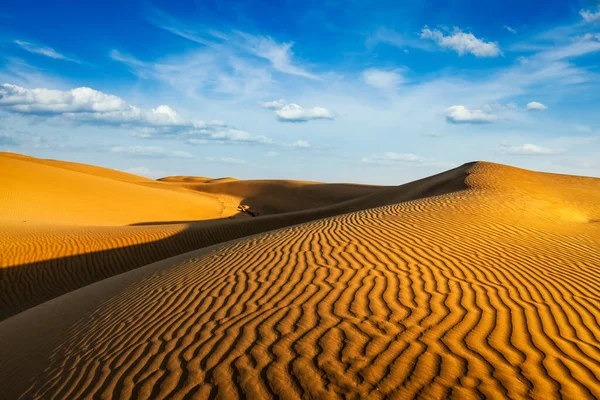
[0, 155, 468, 320]
[1, 161, 599, 399]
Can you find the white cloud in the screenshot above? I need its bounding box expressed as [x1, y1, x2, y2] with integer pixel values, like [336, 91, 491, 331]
[361, 152, 434, 165]
[504, 26, 517, 34]
[184, 128, 271, 145]
[362, 68, 405, 94]
[276, 104, 333, 122]
[420, 27, 502, 57]
[204, 129, 273, 144]
[0, 84, 129, 114]
[259, 100, 333, 122]
[259, 99, 286, 110]
[111, 146, 192, 158]
[526, 101, 548, 111]
[0, 83, 274, 145]
[444, 105, 497, 124]
[205, 156, 247, 164]
[291, 140, 310, 148]
[580, 7, 600, 23]
[500, 143, 562, 155]
[14, 40, 80, 63]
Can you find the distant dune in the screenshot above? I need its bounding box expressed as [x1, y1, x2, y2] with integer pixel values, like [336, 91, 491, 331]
[1, 157, 599, 399]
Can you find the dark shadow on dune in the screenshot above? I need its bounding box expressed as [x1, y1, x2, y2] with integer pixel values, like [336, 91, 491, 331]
[0, 162, 475, 321]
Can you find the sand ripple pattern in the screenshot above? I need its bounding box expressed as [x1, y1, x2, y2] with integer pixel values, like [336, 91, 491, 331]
[9, 163, 600, 400]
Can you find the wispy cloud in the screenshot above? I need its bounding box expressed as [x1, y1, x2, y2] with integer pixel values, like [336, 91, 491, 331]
[111, 145, 192, 158]
[500, 143, 562, 155]
[259, 100, 333, 122]
[504, 25, 517, 34]
[110, 48, 273, 98]
[580, 6, 600, 23]
[361, 152, 436, 165]
[147, 11, 318, 80]
[185, 129, 272, 145]
[14, 40, 80, 63]
[289, 140, 310, 148]
[362, 68, 405, 95]
[420, 26, 502, 57]
[366, 27, 432, 51]
[205, 156, 247, 164]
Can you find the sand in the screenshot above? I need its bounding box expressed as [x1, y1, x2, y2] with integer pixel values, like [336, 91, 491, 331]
[0, 152, 385, 319]
[0, 159, 599, 399]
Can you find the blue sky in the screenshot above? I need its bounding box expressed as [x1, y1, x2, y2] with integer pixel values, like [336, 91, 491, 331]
[1, 0, 600, 183]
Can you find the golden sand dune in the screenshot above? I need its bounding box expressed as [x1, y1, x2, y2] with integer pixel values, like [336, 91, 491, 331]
[0, 153, 389, 319]
[0, 152, 227, 226]
[1, 162, 599, 399]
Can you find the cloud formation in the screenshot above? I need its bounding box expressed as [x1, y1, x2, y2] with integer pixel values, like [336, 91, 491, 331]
[580, 7, 600, 23]
[238, 33, 318, 80]
[526, 101, 548, 111]
[0, 83, 180, 124]
[361, 152, 433, 165]
[205, 156, 247, 164]
[111, 145, 192, 158]
[290, 140, 310, 148]
[501, 143, 561, 155]
[362, 68, 404, 94]
[444, 105, 497, 124]
[504, 26, 517, 34]
[0, 83, 273, 145]
[148, 11, 317, 80]
[260, 100, 333, 122]
[14, 40, 80, 63]
[420, 27, 501, 57]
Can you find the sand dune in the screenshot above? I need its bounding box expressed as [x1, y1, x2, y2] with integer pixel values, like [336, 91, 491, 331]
[0, 152, 228, 226]
[0, 153, 389, 319]
[1, 161, 599, 399]
[167, 178, 382, 216]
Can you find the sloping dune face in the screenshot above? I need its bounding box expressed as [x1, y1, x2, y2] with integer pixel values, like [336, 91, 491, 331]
[0, 153, 388, 319]
[1, 162, 599, 399]
[0, 152, 227, 226]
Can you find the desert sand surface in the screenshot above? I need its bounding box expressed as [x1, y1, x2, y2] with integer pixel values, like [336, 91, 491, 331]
[1, 160, 599, 399]
[0, 152, 386, 319]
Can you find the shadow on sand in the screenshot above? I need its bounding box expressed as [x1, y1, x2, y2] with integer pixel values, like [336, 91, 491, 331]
[1, 163, 473, 321]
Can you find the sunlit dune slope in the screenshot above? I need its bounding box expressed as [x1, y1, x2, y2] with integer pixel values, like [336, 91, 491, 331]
[0, 152, 389, 319]
[0, 152, 226, 226]
[0, 152, 155, 183]
[0, 157, 465, 320]
[2, 162, 599, 399]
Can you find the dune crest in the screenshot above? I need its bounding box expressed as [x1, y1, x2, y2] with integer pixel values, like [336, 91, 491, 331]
[1, 161, 599, 399]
